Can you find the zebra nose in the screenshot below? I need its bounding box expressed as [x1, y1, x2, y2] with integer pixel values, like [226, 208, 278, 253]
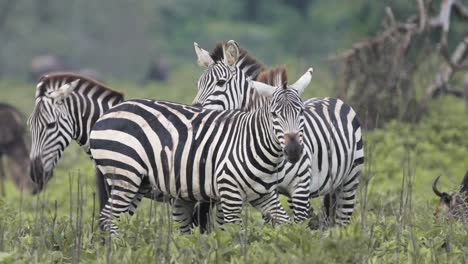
[284, 133, 303, 163]
[30, 157, 45, 188]
[284, 133, 301, 145]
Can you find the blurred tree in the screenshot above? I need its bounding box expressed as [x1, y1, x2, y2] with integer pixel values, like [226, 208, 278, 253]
[283, 0, 311, 18]
[0, 0, 465, 83]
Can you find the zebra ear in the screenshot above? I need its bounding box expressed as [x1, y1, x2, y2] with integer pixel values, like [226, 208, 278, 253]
[290, 68, 313, 95]
[194, 42, 214, 67]
[251, 81, 275, 98]
[48, 79, 80, 101]
[223, 40, 240, 68]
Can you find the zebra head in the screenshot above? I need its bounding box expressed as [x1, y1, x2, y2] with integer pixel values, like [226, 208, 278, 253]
[252, 68, 313, 163]
[193, 40, 264, 110]
[28, 78, 80, 190]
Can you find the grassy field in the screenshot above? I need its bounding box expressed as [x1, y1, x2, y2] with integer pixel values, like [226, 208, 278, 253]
[0, 68, 467, 263]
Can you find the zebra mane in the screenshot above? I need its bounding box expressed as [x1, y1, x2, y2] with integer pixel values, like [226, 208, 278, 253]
[210, 41, 265, 79]
[256, 66, 288, 89]
[36, 72, 124, 100]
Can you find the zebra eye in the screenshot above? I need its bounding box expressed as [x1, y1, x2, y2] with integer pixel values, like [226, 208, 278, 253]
[46, 122, 56, 129]
[271, 111, 278, 118]
[216, 80, 226, 86]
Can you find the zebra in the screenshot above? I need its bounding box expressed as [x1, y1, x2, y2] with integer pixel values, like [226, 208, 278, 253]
[89, 68, 312, 234]
[193, 40, 364, 227]
[27, 73, 125, 196]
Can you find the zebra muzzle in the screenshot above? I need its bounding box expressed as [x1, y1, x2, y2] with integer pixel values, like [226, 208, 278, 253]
[30, 157, 50, 192]
[284, 133, 303, 164]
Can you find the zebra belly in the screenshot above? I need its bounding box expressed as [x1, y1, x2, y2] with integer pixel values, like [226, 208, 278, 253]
[149, 142, 218, 202]
[306, 141, 354, 197]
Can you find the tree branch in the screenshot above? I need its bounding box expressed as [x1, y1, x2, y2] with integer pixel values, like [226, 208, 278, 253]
[429, 0, 455, 29]
[453, 0, 468, 21]
[385, 6, 396, 27]
[441, 36, 468, 69]
[416, 0, 427, 32]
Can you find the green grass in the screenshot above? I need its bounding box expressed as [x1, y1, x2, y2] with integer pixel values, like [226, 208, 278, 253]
[0, 71, 467, 263]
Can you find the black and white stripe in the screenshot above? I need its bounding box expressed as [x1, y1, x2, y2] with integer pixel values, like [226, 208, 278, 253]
[194, 41, 364, 226]
[89, 79, 310, 235]
[27, 73, 124, 191]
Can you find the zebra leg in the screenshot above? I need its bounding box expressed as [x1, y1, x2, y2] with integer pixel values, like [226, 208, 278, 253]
[99, 174, 142, 235]
[172, 199, 196, 234]
[331, 187, 358, 226]
[250, 192, 290, 225]
[192, 201, 214, 233]
[95, 168, 109, 214]
[287, 169, 311, 223]
[218, 184, 243, 224]
[127, 193, 143, 216]
[215, 202, 225, 226]
[323, 192, 337, 226]
[324, 165, 362, 226]
[334, 170, 361, 226]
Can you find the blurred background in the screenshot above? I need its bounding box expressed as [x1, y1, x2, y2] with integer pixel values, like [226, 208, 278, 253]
[1, 0, 467, 119]
[0, 0, 432, 81]
[0, 1, 466, 261]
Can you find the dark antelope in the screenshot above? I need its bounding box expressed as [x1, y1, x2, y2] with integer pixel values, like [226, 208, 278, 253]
[0, 103, 37, 194]
[432, 172, 468, 223]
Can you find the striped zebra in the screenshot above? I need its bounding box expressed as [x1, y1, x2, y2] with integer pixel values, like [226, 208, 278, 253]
[27, 73, 124, 197]
[89, 69, 312, 234]
[193, 40, 364, 226]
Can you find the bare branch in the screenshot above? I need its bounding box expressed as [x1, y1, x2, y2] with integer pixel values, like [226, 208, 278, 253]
[439, 32, 454, 67]
[464, 74, 468, 102]
[445, 86, 465, 97]
[452, 37, 468, 67]
[333, 0, 467, 127]
[453, 0, 468, 21]
[429, 0, 455, 30]
[441, 36, 468, 69]
[416, 0, 427, 32]
[385, 6, 396, 27]
[459, 59, 468, 69]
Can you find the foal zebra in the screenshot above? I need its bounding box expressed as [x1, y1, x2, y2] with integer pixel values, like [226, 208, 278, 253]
[28, 73, 124, 192]
[194, 40, 364, 226]
[89, 71, 312, 234]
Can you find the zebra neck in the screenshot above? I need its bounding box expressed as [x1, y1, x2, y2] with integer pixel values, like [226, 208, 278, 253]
[247, 107, 284, 166]
[244, 90, 269, 112]
[63, 94, 85, 147]
[65, 91, 117, 149]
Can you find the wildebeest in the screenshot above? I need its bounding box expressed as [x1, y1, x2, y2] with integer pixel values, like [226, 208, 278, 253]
[432, 172, 468, 223]
[0, 103, 37, 194]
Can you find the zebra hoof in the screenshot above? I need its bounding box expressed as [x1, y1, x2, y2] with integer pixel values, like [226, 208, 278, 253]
[307, 212, 320, 230]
